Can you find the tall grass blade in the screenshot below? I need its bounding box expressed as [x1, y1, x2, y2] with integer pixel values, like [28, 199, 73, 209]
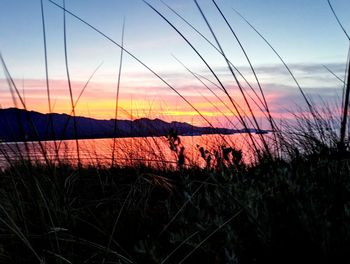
[57, 62, 103, 151]
[63, 0, 81, 166]
[323, 64, 345, 84]
[341, 47, 350, 109]
[232, 8, 313, 111]
[327, 0, 350, 41]
[178, 210, 242, 264]
[47, 0, 219, 134]
[161, 0, 273, 115]
[0, 53, 50, 165]
[161, 230, 199, 264]
[173, 55, 242, 128]
[143, 0, 260, 153]
[40, 0, 59, 160]
[193, 0, 269, 155]
[111, 19, 125, 168]
[232, 7, 320, 152]
[327, 0, 350, 149]
[0, 205, 44, 263]
[44, 251, 72, 264]
[211, 0, 276, 135]
[340, 49, 350, 149]
[172, 55, 258, 150]
[102, 184, 132, 264]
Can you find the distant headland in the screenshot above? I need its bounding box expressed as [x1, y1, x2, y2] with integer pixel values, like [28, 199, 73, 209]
[0, 108, 269, 142]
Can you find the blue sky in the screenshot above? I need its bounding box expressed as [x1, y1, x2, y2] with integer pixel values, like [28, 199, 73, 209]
[0, 0, 349, 125]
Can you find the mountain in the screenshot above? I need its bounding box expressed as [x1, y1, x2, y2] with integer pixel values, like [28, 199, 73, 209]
[0, 108, 245, 142]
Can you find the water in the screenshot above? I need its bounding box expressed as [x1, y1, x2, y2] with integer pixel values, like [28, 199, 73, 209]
[0, 134, 265, 169]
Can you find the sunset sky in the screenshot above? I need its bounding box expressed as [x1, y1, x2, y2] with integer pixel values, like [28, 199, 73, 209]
[1, 0, 350, 127]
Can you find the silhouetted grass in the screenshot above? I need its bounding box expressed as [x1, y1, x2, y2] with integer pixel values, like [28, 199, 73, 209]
[63, 0, 80, 166]
[112, 19, 125, 168]
[0, 146, 349, 263]
[1, 0, 350, 263]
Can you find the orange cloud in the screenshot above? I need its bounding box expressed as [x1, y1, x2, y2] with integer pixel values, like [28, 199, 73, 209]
[0, 76, 304, 127]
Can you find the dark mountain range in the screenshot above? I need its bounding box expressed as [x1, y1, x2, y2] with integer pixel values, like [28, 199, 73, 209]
[0, 108, 252, 142]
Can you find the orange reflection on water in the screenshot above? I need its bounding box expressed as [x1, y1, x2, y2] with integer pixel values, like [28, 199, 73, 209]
[0, 134, 267, 169]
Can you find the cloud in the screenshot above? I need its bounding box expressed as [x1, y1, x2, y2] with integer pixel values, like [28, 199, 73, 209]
[196, 62, 347, 86]
[0, 61, 345, 127]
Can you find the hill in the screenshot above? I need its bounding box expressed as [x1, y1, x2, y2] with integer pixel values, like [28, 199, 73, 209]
[0, 108, 254, 142]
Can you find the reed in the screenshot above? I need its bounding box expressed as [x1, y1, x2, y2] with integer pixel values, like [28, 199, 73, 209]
[0, 0, 349, 263]
[111, 19, 125, 168]
[62, 0, 80, 166]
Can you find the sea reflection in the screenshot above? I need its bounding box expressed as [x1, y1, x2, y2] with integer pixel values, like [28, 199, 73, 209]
[0, 134, 265, 169]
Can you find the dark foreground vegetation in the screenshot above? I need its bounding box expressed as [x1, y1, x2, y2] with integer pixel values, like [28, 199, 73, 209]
[0, 144, 349, 264]
[1, 0, 350, 263]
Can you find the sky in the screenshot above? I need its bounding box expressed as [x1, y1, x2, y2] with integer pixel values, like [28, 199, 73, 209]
[0, 0, 350, 128]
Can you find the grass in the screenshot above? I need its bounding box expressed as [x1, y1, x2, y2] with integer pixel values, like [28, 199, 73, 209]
[0, 146, 349, 263]
[1, 0, 350, 263]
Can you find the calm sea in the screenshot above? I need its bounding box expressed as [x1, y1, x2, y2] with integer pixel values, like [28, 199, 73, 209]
[0, 134, 265, 169]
